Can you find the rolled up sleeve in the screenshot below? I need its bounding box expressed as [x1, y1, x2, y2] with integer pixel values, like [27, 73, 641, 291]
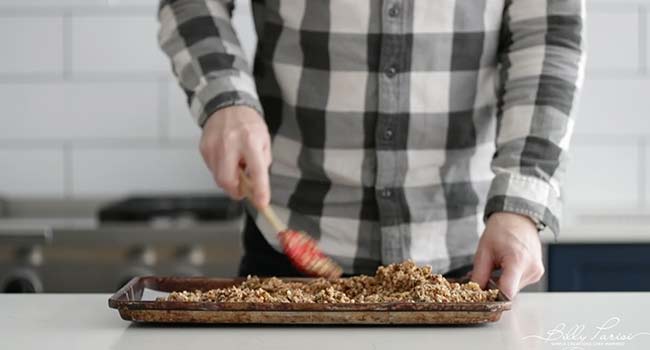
[158, 0, 263, 127]
[485, 0, 586, 236]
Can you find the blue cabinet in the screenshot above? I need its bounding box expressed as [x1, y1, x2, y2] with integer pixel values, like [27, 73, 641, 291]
[548, 244, 650, 291]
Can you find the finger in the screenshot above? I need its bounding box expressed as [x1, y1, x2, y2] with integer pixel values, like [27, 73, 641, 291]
[498, 256, 525, 299]
[470, 249, 493, 289]
[214, 148, 244, 200]
[242, 142, 270, 208]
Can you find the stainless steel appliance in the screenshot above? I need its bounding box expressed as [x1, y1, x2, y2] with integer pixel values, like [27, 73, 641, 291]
[0, 196, 244, 293]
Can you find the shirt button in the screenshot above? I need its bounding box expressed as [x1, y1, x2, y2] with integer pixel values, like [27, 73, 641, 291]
[383, 128, 394, 140]
[381, 188, 393, 198]
[385, 65, 398, 78]
[388, 4, 401, 17]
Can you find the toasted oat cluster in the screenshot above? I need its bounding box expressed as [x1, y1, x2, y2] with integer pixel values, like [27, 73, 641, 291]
[161, 261, 499, 304]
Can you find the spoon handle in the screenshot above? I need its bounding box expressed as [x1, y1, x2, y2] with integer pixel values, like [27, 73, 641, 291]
[238, 169, 287, 233]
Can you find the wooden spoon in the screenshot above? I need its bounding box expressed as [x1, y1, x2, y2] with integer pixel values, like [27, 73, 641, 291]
[238, 170, 343, 279]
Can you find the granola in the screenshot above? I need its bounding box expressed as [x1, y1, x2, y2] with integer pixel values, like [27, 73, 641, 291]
[161, 260, 499, 304]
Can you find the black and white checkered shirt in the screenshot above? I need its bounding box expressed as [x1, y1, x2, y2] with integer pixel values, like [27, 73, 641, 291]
[158, 0, 585, 275]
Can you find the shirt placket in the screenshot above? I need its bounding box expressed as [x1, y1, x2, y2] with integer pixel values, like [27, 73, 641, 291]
[376, 0, 407, 264]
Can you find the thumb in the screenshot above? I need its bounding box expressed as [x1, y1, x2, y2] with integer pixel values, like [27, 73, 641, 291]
[470, 250, 493, 289]
[498, 256, 524, 299]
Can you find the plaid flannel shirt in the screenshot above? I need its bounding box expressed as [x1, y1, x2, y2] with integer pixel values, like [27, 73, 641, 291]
[158, 0, 586, 275]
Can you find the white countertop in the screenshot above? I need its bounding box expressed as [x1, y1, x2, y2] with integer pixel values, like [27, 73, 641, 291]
[2, 293, 650, 350]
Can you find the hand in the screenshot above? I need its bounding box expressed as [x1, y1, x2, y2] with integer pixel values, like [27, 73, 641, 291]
[470, 212, 544, 298]
[199, 106, 271, 208]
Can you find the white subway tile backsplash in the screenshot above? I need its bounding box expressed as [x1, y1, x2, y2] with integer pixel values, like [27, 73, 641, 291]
[0, 149, 64, 197]
[70, 15, 167, 74]
[589, 0, 650, 5]
[71, 146, 216, 196]
[0, 82, 159, 140]
[0, 0, 104, 6]
[647, 7, 650, 72]
[576, 78, 650, 135]
[167, 81, 201, 139]
[564, 143, 639, 211]
[0, 17, 63, 74]
[587, 12, 639, 72]
[104, 0, 157, 5]
[646, 142, 650, 204]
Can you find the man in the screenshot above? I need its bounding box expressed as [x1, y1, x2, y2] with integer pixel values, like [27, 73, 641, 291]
[158, 0, 585, 298]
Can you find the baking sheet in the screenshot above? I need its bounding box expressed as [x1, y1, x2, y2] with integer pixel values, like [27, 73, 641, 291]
[141, 288, 169, 301]
[109, 276, 512, 325]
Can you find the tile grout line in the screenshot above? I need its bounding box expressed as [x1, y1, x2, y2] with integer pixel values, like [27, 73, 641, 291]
[639, 136, 647, 209]
[639, 5, 648, 76]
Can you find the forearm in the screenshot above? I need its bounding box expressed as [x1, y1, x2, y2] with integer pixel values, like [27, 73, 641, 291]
[486, 0, 586, 235]
[158, 0, 263, 126]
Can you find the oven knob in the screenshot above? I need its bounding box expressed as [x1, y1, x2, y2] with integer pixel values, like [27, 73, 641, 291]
[1, 268, 43, 293]
[126, 245, 156, 266]
[175, 245, 205, 266]
[16, 245, 43, 266]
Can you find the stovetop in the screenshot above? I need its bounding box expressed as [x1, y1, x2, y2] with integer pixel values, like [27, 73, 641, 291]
[98, 195, 242, 223]
[0, 196, 245, 293]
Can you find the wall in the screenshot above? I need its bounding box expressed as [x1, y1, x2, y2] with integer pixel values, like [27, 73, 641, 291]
[564, 1, 649, 219]
[0, 1, 647, 220]
[0, 0, 256, 199]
